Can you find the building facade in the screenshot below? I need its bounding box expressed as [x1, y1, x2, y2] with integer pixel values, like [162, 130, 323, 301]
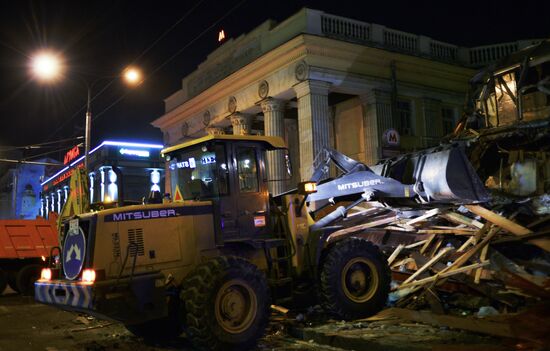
[152, 8, 541, 195]
[40, 141, 164, 218]
[0, 159, 58, 219]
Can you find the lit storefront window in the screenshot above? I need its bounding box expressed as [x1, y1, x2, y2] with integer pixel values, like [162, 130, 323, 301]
[50, 193, 56, 213]
[57, 190, 62, 213]
[107, 169, 118, 202]
[100, 169, 105, 202]
[89, 174, 95, 203]
[150, 170, 161, 192]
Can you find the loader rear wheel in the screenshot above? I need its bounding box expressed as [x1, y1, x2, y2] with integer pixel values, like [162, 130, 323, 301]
[0, 269, 7, 294]
[320, 237, 390, 320]
[16, 264, 41, 296]
[182, 256, 270, 351]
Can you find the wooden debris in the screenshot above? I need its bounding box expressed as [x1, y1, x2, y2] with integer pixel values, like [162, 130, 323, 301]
[321, 198, 549, 320]
[420, 234, 436, 255]
[404, 239, 427, 249]
[397, 262, 490, 290]
[466, 204, 550, 251]
[417, 229, 476, 235]
[379, 308, 515, 339]
[465, 205, 530, 235]
[271, 304, 289, 314]
[474, 244, 489, 284]
[457, 236, 476, 252]
[405, 208, 441, 226]
[387, 244, 405, 265]
[401, 247, 452, 285]
[440, 227, 498, 274]
[70, 322, 113, 332]
[440, 211, 484, 229]
[328, 215, 398, 240]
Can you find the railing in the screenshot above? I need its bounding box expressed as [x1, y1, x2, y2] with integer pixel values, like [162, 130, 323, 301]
[468, 42, 519, 66]
[430, 40, 458, 61]
[315, 10, 541, 67]
[383, 28, 418, 53]
[320, 14, 370, 42]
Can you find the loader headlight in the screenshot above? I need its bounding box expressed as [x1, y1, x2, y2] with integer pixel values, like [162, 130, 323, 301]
[40, 268, 52, 281]
[82, 269, 96, 284]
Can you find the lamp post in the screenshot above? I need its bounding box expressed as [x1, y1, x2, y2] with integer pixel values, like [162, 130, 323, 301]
[83, 67, 142, 170]
[30, 51, 142, 171]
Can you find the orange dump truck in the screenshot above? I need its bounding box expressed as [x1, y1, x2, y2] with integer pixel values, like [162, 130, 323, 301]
[0, 214, 58, 295]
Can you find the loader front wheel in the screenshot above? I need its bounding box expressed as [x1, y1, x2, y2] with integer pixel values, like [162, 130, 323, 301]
[320, 237, 390, 320]
[182, 256, 270, 351]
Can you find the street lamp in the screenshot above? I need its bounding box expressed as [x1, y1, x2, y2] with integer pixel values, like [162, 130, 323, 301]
[30, 50, 143, 171]
[30, 51, 63, 83]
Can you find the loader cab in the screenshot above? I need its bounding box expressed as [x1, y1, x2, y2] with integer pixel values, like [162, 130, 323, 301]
[162, 135, 287, 243]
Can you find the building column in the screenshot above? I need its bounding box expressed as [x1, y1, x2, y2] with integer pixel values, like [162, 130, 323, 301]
[230, 113, 252, 135]
[360, 89, 392, 165]
[261, 98, 287, 195]
[293, 80, 331, 180]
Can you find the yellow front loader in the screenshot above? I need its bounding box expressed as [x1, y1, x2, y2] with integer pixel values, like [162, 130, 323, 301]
[35, 135, 391, 350]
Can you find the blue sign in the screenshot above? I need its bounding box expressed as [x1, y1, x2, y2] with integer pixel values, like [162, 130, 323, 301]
[63, 222, 86, 280]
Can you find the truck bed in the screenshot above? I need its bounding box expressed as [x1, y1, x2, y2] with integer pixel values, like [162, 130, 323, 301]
[0, 215, 58, 259]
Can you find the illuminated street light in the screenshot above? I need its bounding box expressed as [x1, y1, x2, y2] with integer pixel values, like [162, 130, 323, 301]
[123, 67, 142, 85]
[29, 51, 143, 171]
[83, 67, 143, 170]
[30, 51, 63, 82]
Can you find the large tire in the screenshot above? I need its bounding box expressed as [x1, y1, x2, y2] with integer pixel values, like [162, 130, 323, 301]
[16, 264, 42, 296]
[181, 256, 270, 351]
[320, 237, 391, 320]
[7, 271, 20, 293]
[0, 269, 7, 295]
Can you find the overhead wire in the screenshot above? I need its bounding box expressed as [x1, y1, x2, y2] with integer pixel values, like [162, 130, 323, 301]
[22, 144, 79, 161]
[90, 0, 249, 123]
[44, 0, 208, 142]
[0, 136, 83, 152]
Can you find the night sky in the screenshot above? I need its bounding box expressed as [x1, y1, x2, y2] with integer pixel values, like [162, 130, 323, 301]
[1, 0, 549, 162]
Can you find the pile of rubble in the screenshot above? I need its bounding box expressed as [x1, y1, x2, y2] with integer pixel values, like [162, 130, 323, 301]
[332, 202, 550, 347]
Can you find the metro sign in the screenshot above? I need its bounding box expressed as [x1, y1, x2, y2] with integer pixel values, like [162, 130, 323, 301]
[383, 128, 400, 147]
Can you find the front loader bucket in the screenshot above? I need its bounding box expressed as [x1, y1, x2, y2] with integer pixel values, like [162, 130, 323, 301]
[372, 145, 489, 204]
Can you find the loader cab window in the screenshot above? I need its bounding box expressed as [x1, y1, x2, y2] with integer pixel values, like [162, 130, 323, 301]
[236, 147, 259, 193]
[169, 143, 229, 199]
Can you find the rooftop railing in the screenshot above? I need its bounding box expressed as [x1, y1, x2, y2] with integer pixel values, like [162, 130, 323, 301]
[312, 10, 540, 67]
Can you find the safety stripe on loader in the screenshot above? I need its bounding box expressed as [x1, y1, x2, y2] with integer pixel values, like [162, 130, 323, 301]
[34, 281, 92, 310]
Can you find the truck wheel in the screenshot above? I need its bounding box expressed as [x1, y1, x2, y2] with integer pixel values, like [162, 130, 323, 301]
[320, 237, 391, 320]
[16, 264, 41, 296]
[182, 256, 270, 351]
[0, 269, 7, 294]
[7, 271, 20, 293]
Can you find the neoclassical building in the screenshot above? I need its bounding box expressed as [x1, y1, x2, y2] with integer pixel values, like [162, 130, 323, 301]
[152, 8, 540, 195]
